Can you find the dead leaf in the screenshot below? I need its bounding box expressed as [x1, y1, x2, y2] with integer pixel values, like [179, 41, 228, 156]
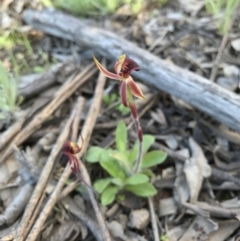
[208, 220, 240, 241]
[231, 38, 240, 51]
[179, 216, 218, 241]
[184, 138, 211, 203]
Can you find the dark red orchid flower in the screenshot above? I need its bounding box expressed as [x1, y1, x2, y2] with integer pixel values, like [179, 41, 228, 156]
[93, 54, 145, 107]
[62, 140, 81, 174]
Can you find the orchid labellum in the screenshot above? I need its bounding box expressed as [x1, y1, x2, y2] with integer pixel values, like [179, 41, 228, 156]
[92, 54, 145, 108]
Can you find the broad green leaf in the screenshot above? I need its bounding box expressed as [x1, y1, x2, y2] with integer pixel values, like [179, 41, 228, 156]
[142, 150, 167, 168]
[125, 173, 149, 185]
[142, 135, 155, 152]
[124, 183, 157, 197]
[111, 150, 131, 172]
[100, 159, 125, 178]
[85, 146, 104, 163]
[94, 178, 112, 193]
[100, 149, 113, 162]
[115, 121, 127, 152]
[111, 177, 124, 187]
[101, 185, 119, 206]
[128, 135, 155, 163]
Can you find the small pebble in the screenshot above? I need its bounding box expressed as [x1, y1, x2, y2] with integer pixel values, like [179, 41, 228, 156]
[127, 209, 150, 230]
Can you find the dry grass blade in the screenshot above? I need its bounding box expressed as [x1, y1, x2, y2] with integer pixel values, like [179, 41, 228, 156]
[148, 197, 159, 241]
[0, 63, 96, 164]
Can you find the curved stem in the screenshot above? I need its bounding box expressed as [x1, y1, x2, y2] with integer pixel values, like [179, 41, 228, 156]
[127, 87, 143, 173]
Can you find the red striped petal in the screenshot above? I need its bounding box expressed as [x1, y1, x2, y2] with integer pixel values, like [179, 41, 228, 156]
[120, 81, 128, 107]
[127, 77, 145, 100]
[92, 55, 120, 80]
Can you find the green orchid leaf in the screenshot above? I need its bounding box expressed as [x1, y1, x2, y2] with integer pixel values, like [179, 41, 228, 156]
[142, 150, 167, 168]
[125, 173, 149, 185]
[141, 169, 155, 178]
[111, 150, 131, 172]
[142, 135, 155, 152]
[85, 146, 104, 163]
[100, 158, 125, 179]
[115, 120, 127, 152]
[124, 183, 157, 197]
[94, 178, 112, 193]
[128, 135, 155, 163]
[101, 185, 119, 206]
[111, 177, 124, 187]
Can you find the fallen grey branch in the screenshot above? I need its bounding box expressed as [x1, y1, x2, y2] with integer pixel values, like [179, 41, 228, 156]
[23, 9, 240, 132]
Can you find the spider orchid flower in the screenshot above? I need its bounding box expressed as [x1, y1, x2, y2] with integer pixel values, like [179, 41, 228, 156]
[92, 55, 145, 107]
[62, 140, 81, 174]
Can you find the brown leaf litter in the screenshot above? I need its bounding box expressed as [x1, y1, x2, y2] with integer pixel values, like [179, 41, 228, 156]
[1, 0, 240, 241]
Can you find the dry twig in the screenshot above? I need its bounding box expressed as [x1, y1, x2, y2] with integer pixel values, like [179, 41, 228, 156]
[24, 97, 86, 241]
[75, 60, 111, 241]
[15, 106, 76, 241]
[23, 9, 240, 132]
[148, 197, 159, 241]
[0, 63, 96, 164]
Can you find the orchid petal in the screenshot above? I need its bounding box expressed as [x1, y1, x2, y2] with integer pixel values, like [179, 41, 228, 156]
[115, 55, 126, 74]
[92, 55, 120, 80]
[71, 156, 80, 174]
[120, 81, 128, 107]
[127, 77, 145, 100]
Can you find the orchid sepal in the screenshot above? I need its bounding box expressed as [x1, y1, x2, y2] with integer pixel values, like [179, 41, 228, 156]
[120, 81, 128, 107]
[92, 55, 120, 80]
[127, 77, 145, 100]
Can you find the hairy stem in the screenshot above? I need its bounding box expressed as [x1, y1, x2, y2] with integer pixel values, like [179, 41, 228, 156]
[128, 88, 143, 173]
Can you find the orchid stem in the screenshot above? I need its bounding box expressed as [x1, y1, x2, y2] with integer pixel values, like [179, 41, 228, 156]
[128, 90, 143, 174]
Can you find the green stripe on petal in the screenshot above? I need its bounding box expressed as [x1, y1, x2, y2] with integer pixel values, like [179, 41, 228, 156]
[127, 77, 145, 100]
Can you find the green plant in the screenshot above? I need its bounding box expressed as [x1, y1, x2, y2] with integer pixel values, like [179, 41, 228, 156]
[102, 93, 118, 105]
[102, 93, 130, 115]
[54, 0, 168, 16]
[0, 61, 19, 119]
[205, 0, 240, 33]
[161, 234, 168, 241]
[116, 103, 131, 115]
[41, 0, 53, 7]
[86, 121, 167, 205]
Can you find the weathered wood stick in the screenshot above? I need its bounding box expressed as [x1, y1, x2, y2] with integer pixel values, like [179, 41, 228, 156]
[23, 9, 240, 132]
